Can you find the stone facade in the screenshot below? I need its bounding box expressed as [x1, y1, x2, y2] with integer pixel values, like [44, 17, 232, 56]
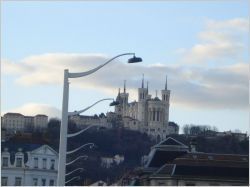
[115, 75, 178, 140]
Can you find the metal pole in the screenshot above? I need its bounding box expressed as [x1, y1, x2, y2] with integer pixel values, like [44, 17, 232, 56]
[57, 69, 69, 186]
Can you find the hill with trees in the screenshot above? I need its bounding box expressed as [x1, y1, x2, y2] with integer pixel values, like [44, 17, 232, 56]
[7, 118, 249, 185]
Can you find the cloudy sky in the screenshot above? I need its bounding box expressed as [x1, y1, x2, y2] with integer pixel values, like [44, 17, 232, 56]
[1, 1, 249, 133]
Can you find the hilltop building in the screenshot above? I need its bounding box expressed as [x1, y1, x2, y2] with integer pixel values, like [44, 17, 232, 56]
[69, 75, 178, 141]
[1, 113, 48, 133]
[114, 75, 178, 140]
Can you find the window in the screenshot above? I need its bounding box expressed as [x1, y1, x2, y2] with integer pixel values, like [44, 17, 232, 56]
[34, 158, 38, 168]
[43, 158, 47, 169]
[50, 159, 55, 170]
[16, 158, 22, 167]
[1, 177, 8, 186]
[42, 179, 46, 186]
[33, 178, 38, 186]
[15, 177, 22, 186]
[49, 179, 54, 186]
[2, 157, 8, 167]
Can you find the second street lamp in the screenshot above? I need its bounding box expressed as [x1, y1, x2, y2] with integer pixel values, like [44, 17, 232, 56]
[57, 53, 142, 185]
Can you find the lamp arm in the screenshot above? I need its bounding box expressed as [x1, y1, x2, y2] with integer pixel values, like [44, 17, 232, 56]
[68, 53, 135, 78]
[66, 143, 95, 155]
[67, 125, 97, 138]
[65, 176, 80, 184]
[66, 155, 88, 166]
[65, 168, 84, 176]
[68, 98, 113, 116]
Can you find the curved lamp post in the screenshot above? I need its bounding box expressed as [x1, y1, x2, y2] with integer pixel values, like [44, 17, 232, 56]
[66, 155, 88, 166]
[66, 168, 84, 177]
[68, 98, 115, 116]
[65, 176, 81, 185]
[67, 98, 119, 138]
[58, 53, 142, 185]
[67, 143, 95, 155]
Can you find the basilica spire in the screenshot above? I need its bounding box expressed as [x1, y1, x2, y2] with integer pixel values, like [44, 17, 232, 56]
[124, 80, 126, 93]
[142, 74, 144, 88]
[165, 75, 168, 90]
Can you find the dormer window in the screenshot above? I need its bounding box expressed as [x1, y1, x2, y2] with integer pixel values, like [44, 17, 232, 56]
[16, 158, 22, 167]
[2, 157, 8, 167]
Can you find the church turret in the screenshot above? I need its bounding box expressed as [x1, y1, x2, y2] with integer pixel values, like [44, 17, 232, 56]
[119, 80, 129, 117]
[138, 74, 148, 102]
[161, 75, 171, 124]
[161, 75, 170, 103]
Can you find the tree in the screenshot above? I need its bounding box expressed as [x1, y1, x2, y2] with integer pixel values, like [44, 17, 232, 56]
[99, 113, 105, 118]
[183, 124, 218, 136]
[68, 119, 77, 133]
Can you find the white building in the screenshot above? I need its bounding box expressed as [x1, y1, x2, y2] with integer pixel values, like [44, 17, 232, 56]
[1, 113, 48, 132]
[1, 113, 25, 132]
[69, 114, 112, 129]
[1, 143, 58, 186]
[34, 114, 49, 129]
[115, 75, 178, 141]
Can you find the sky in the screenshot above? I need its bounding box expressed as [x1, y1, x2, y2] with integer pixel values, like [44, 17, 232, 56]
[1, 1, 249, 133]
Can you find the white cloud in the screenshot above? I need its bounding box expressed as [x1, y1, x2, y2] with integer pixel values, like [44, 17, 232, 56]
[177, 18, 248, 64]
[2, 103, 61, 119]
[2, 53, 248, 110]
[206, 18, 249, 31]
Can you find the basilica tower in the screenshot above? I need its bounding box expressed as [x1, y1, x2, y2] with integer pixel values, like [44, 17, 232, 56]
[161, 76, 170, 124]
[115, 80, 131, 117]
[137, 74, 148, 122]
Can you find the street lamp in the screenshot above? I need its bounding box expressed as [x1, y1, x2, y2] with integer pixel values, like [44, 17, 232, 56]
[57, 53, 142, 185]
[67, 143, 95, 155]
[66, 155, 88, 166]
[68, 98, 116, 116]
[66, 168, 84, 177]
[65, 176, 81, 185]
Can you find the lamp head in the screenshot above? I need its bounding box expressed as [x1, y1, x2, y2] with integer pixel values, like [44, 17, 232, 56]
[109, 101, 120, 106]
[128, 55, 142, 63]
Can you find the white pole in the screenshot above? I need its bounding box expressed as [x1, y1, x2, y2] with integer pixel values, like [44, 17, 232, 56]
[57, 69, 69, 186]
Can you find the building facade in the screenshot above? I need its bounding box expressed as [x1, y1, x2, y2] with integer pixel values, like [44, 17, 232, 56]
[1, 143, 58, 186]
[1, 113, 48, 132]
[115, 75, 178, 140]
[68, 75, 178, 140]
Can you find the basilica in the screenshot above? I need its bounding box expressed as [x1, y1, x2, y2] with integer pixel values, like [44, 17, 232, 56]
[114, 75, 178, 141]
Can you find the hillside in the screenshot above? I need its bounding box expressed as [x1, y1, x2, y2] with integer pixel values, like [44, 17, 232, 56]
[6, 121, 249, 185]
